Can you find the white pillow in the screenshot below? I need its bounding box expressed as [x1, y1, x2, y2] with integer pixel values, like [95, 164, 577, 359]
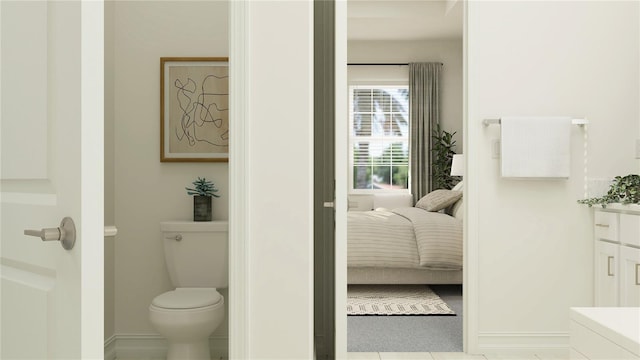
[348, 194, 374, 211]
[448, 181, 464, 220]
[450, 198, 463, 220]
[373, 193, 413, 209]
[415, 189, 462, 212]
[452, 180, 463, 191]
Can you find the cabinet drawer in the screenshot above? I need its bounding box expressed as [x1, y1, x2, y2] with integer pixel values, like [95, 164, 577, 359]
[620, 213, 640, 247]
[595, 211, 618, 241]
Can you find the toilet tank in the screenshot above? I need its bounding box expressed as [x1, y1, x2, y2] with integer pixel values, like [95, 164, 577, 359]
[160, 221, 228, 288]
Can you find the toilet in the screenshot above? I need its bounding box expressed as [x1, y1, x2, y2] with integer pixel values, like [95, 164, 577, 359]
[149, 221, 228, 360]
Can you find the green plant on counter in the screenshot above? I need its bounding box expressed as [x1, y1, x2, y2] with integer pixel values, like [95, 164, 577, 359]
[186, 177, 220, 197]
[578, 174, 640, 207]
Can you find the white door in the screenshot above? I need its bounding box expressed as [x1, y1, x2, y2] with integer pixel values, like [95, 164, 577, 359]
[0, 1, 103, 359]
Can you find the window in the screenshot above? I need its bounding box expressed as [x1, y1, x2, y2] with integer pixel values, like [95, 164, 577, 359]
[349, 85, 409, 193]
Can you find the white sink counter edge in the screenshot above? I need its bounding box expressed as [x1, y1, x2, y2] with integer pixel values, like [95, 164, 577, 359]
[595, 203, 640, 213]
[570, 307, 640, 357]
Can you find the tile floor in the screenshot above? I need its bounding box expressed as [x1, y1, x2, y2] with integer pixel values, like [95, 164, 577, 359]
[347, 352, 568, 360]
[116, 352, 566, 360]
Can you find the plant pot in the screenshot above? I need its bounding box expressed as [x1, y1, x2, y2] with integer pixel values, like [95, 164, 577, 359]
[193, 196, 212, 221]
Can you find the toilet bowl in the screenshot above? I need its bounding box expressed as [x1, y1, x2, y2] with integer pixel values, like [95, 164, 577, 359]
[149, 288, 224, 360]
[151, 221, 228, 360]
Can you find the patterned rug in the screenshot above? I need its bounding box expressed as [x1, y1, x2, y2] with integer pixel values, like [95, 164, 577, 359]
[347, 285, 455, 316]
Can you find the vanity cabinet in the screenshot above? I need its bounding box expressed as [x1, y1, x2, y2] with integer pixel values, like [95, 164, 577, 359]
[594, 207, 640, 307]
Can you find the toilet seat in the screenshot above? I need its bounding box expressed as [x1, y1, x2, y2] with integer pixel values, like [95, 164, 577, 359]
[151, 288, 222, 310]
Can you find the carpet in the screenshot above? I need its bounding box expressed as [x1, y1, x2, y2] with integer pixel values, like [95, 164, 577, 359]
[347, 285, 455, 316]
[347, 285, 463, 351]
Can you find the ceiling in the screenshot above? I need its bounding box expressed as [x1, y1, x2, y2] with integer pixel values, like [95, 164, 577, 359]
[347, 0, 463, 41]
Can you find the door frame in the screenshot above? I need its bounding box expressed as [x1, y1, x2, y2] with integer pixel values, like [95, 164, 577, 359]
[228, 1, 250, 358]
[332, 0, 477, 356]
[80, 1, 105, 357]
[334, 0, 348, 357]
[226, 0, 477, 357]
[461, 1, 479, 353]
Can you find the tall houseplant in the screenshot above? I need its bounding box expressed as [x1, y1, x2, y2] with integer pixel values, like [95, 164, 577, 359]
[186, 177, 220, 221]
[431, 124, 458, 190]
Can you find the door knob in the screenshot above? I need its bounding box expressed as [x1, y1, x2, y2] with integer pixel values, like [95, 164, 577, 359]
[24, 217, 76, 250]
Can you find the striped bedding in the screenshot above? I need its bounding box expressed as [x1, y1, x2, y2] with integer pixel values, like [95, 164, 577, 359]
[348, 207, 462, 270]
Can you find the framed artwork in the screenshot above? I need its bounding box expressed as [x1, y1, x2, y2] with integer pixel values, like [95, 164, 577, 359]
[160, 57, 229, 162]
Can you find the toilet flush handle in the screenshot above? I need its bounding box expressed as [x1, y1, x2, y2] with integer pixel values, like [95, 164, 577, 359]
[165, 234, 182, 241]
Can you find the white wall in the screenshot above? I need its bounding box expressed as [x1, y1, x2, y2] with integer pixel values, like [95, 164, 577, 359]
[107, 1, 640, 357]
[241, 1, 314, 358]
[466, 1, 638, 354]
[348, 40, 463, 152]
[112, 0, 229, 346]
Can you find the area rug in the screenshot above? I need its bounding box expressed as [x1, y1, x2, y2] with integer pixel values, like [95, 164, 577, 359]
[347, 285, 455, 316]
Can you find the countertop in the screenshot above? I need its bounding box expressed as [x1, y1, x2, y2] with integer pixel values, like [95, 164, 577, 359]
[570, 307, 640, 357]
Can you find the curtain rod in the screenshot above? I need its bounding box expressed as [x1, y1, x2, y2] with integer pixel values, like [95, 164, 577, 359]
[347, 62, 443, 66]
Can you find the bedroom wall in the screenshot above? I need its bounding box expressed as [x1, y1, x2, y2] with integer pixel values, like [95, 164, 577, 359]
[348, 40, 463, 153]
[466, 1, 638, 354]
[112, 0, 229, 350]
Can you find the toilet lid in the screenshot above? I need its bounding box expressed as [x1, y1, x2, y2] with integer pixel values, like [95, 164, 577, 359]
[152, 288, 222, 310]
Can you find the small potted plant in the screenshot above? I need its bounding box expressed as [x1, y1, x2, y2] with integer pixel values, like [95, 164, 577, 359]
[186, 177, 220, 221]
[578, 174, 640, 208]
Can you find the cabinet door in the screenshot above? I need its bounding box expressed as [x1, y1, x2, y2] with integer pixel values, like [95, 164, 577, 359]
[595, 240, 619, 306]
[620, 213, 640, 248]
[620, 245, 640, 307]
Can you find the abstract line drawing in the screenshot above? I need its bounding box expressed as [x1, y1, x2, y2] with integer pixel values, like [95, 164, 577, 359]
[161, 57, 229, 162]
[173, 74, 228, 147]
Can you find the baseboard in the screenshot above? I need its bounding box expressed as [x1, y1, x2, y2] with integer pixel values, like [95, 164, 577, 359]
[105, 333, 228, 360]
[111, 334, 167, 359]
[104, 334, 116, 360]
[477, 331, 570, 357]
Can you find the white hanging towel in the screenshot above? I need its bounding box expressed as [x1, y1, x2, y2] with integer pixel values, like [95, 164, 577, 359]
[500, 116, 572, 178]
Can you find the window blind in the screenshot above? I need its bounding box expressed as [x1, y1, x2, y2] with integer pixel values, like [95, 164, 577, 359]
[349, 86, 410, 192]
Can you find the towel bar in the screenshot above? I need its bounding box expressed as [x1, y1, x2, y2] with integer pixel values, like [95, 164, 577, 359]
[483, 118, 588, 127]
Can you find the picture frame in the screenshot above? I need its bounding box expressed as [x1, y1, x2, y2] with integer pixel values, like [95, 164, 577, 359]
[160, 57, 229, 162]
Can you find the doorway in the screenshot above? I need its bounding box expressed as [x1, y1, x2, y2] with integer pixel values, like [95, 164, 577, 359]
[337, 0, 467, 355]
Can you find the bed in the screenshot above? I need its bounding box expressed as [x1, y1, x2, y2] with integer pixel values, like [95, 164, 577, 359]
[347, 189, 463, 285]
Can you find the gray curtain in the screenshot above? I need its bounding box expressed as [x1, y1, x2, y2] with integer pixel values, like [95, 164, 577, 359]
[409, 62, 441, 204]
